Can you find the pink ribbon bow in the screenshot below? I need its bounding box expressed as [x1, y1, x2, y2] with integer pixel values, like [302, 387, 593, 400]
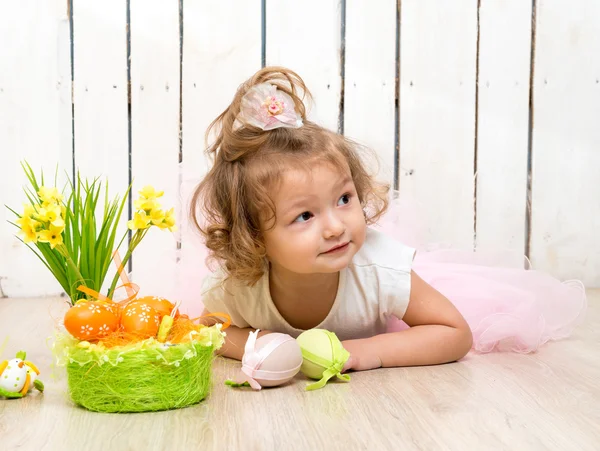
[233, 83, 303, 131]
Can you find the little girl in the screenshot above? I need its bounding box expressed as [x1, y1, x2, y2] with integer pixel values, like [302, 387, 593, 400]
[191, 67, 586, 372]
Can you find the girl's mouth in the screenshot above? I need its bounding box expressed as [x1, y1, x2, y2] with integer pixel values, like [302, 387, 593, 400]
[323, 242, 350, 254]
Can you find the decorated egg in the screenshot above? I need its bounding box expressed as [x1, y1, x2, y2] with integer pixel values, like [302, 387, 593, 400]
[0, 358, 28, 394]
[227, 330, 302, 390]
[130, 296, 178, 317]
[64, 301, 120, 341]
[120, 302, 162, 338]
[0, 351, 44, 398]
[296, 329, 351, 391]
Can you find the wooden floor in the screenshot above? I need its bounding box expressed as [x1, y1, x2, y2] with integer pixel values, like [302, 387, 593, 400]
[0, 292, 598, 451]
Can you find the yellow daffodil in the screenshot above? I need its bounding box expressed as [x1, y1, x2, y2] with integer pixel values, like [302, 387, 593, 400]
[38, 204, 65, 228]
[38, 186, 63, 204]
[18, 224, 38, 243]
[150, 208, 166, 225]
[162, 208, 177, 232]
[133, 186, 164, 211]
[16, 214, 36, 230]
[16, 204, 44, 239]
[22, 203, 36, 218]
[127, 211, 151, 231]
[37, 224, 64, 249]
[138, 185, 164, 200]
[134, 197, 160, 211]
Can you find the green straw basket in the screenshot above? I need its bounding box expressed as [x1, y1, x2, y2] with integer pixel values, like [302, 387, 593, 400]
[54, 326, 224, 413]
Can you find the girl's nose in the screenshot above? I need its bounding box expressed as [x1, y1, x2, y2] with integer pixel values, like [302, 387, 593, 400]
[322, 212, 345, 238]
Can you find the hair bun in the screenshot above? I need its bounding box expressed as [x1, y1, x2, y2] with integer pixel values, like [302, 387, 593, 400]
[204, 67, 312, 162]
[247, 66, 311, 121]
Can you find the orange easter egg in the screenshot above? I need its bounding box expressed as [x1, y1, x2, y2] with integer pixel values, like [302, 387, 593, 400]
[131, 296, 178, 317]
[120, 302, 161, 338]
[64, 301, 119, 341]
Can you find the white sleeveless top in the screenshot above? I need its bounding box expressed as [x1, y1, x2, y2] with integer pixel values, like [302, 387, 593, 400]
[201, 228, 416, 341]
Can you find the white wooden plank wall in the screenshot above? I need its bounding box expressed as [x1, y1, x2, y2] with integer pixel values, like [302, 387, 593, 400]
[0, 0, 72, 297]
[72, 0, 130, 294]
[72, 0, 129, 198]
[476, 1, 531, 256]
[1, 0, 599, 300]
[344, 0, 397, 185]
[181, 0, 261, 182]
[266, 0, 342, 131]
[530, 0, 600, 286]
[399, 1, 479, 248]
[129, 0, 180, 299]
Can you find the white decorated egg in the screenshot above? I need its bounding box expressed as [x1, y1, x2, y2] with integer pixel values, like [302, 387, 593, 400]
[0, 358, 28, 393]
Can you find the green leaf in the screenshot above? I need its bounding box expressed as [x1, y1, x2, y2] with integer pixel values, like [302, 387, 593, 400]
[34, 379, 45, 392]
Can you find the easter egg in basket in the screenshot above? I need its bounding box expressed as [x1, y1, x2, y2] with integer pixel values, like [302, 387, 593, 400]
[130, 296, 178, 318]
[64, 301, 120, 341]
[120, 302, 162, 338]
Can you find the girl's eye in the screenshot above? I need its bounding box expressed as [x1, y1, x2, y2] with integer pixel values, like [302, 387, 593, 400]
[337, 194, 351, 206]
[294, 211, 313, 223]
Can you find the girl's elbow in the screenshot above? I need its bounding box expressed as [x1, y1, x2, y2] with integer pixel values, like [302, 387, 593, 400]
[455, 326, 473, 360]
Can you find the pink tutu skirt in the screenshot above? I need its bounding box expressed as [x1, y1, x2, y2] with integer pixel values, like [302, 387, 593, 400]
[374, 196, 587, 354]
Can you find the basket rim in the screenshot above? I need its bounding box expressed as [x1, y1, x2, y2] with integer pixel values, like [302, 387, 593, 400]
[53, 325, 225, 368]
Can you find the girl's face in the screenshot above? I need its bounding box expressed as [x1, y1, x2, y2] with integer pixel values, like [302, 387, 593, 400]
[261, 162, 367, 275]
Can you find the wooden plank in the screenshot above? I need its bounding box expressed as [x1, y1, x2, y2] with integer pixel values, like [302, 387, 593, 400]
[0, 0, 72, 297]
[399, 1, 478, 248]
[476, 0, 531, 254]
[72, 0, 129, 295]
[530, 0, 600, 286]
[266, 0, 342, 132]
[179, 0, 261, 315]
[181, 0, 261, 180]
[72, 0, 128, 183]
[344, 0, 397, 185]
[128, 0, 181, 299]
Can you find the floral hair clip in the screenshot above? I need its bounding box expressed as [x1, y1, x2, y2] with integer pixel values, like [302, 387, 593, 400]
[233, 83, 303, 131]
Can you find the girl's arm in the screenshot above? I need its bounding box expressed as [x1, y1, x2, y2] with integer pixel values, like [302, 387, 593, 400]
[342, 271, 473, 371]
[200, 309, 272, 361]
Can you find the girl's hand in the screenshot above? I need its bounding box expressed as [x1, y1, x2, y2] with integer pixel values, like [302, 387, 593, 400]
[341, 339, 382, 372]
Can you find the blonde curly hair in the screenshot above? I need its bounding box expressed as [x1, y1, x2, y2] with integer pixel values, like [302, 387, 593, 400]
[190, 67, 389, 285]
